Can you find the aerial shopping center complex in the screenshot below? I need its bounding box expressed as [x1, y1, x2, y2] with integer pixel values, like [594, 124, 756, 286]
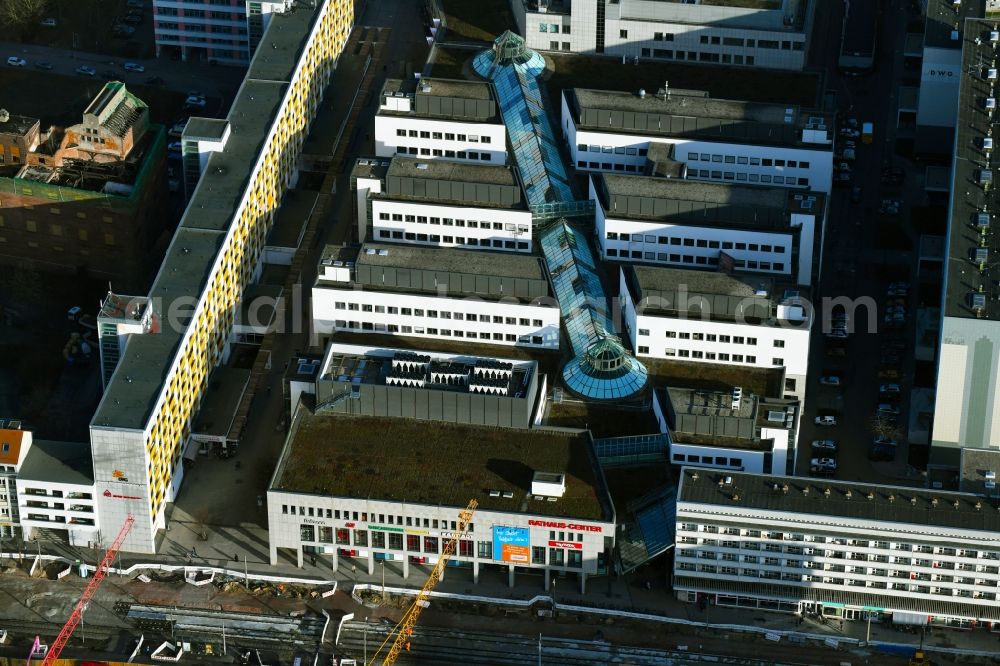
[2, 0, 1000, 637]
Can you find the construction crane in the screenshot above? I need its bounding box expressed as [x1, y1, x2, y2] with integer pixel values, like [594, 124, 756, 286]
[28, 515, 135, 666]
[368, 499, 477, 666]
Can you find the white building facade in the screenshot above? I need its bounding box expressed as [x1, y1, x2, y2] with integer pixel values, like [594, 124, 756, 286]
[371, 199, 533, 253]
[562, 89, 834, 194]
[512, 0, 813, 69]
[374, 79, 507, 165]
[674, 469, 1000, 628]
[619, 266, 811, 400]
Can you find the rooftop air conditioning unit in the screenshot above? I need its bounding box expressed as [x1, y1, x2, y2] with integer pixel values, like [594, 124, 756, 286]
[986, 470, 997, 480]
[989, 98, 998, 110]
[978, 212, 991, 228]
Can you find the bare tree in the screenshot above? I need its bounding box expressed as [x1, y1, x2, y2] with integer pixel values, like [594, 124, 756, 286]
[191, 507, 211, 541]
[0, 0, 48, 28]
[871, 416, 903, 441]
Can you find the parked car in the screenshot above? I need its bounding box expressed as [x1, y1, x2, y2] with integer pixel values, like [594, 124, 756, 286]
[168, 120, 188, 137]
[819, 375, 842, 386]
[168, 141, 183, 153]
[834, 172, 853, 186]
[850, 185, 863, 203]
[185, 95, 207, 108]
[877, 403, 901, 415]
[880, 383, 902, 396]
[6, 56, 26, 67]
[123, 62, 145, 73]
[839, 128, 861, 139]
[811, 439, 838, 452]
[113, 24, 136, 36]
[39, 17, 56, 27]
[873, 436, 898, 448]
[67, 306, 82, 322]
[878, 368, 901, 380]
[124, 13, 143, 24]
[815, 415, 838, 427]
[869, 443, 896, 462]
[76, 65, 96, 76]
[879, 199, 901, 215]
[811, 457, 838, 470]
[34, 61, 52, 70]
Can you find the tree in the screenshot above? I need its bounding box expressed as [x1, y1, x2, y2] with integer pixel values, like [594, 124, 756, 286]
[871, 415, 903, 441]
[0, 0, 48, 28]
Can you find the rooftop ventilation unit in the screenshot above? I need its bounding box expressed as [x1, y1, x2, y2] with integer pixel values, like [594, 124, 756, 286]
[489, 489, 501, 497]
[377, 249, 388, 256]
[975, 247, 989, 264]
[971, 292, 988, 311]
[993, 30, 1000, 42]
[501, 491, 514, 499]
[989, 68, 998, 80]
[986, 137, 995, 151]
[952, 30, 960, 41]
[978, 212, 991, 228]
[988, 98, 997, 110]
[532, 471, 566, 497]
[767, 410, 785, 423]
[979, 169, 994, 185]
[731, 386, 743, 411]
[986, 470, 997, 480]
[365, 248, 376, 255]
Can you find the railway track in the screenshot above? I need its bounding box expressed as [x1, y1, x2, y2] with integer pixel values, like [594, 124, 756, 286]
[336, 621, 816, 666]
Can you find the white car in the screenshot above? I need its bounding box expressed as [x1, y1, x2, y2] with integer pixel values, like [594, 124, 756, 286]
[6, 56, 26, 67]
[811, 439, 838, 451]
[872, 437, 898, 448]
[39, 17, 57, 27]
[811, 457, 838, 469]
[880, 383, 901, 394]
[815, 415, 838, 427]
[168, 141, 182, 152]
[123, 62, 145, 73]
[67, 306, 82, 321]
[877, 403, 900, 415]
[76, 65, 96, 76]
[185, 95, 206, 108]
[819, 376, 841, 386]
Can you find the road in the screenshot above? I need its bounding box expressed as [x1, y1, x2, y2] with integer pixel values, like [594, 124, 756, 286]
[794, 0, 924, 487]
[0, 39, 243, 100]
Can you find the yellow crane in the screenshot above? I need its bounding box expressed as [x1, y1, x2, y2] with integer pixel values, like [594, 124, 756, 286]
[368, 498, 478, 666]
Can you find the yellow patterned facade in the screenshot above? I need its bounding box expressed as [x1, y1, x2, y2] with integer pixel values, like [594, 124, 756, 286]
[90, 0, 353, 553]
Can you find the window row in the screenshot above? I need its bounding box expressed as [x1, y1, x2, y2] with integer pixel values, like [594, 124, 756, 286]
[646, 348, 760, 363]
[607, 233, 786, 254]
[378, 213, 527, 233]
[395, 146, 492, 160]
[642, 48, 756, 66]
[689, 169, 810, 186]
[577, 160, 642, 172]
[688, 154, 810, 169]
[578, 144, 649, 157]
[606, 248, 785, 272]
[538, 22, 570, 34]
[394, 129, 492, 143]
[333, 303, 543, 326]
[375, 228, 529, 250]
[334, 320, 546, 345]
[672, 453, 743, 467]
[283, 505, 473, 531]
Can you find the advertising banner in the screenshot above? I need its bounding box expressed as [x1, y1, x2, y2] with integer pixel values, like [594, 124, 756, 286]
[548, 540, 582, 550]
[493, 526, 530, 563]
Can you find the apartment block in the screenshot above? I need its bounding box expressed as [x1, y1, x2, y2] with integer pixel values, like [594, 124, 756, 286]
[312, 243, 560, 349]
[594, 174, 823, 286]
[562, 88, 834, 193]
[620, 266, 811, 400]
[674, 469, 1000, 628]
[512, 0, 814, 70]
[0, 111, 40, 170]
[352, 157, 532, 249]
[16, 439, 97, 547]
[90, 0, 353, 554]
[374, 78, 508, 165]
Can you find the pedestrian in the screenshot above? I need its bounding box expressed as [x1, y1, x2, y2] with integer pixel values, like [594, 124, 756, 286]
[266, 385, 272, 395]
[192, 548, 198, 558]
[233, 553, 238, 562]
[311, 556, 316, 566]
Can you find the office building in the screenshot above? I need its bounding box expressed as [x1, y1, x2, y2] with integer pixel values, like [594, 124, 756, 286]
[16, 439, 97, 547]
[352, 157, 532, 249]
[674, 469, 1000, 628]
[594, 174, 823, 286]
[0, 111, 40, 170]
[268, 406, 615, 593]
[619, 266, 811, 400]
[656, 388, 798, 476]
[374, 78, 507, 165]
[0, 422, 30, 538]
[0, 83, 168, 291]
[562, 88, 834, 193]
[931, 18, 1000, 477]
[512, 0, 814, 70]
[90, 0, 354, 554]
[153, 0, 294, 66]
[312, 242, 560, 349]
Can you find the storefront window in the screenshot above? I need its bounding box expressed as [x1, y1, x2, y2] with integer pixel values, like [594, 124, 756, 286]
[478, 541, 492, 559]
[300, 525, 315, 542]
[459, 540, 473, 557]
[549, 548, 564, 566]
[424, 537, 439, 553]
[354, 529, 368, 547]
[568, 550, 583, 568]
[407, 535, 421, 551]
[371, 531, 386, 548]
[319, 526, 333, 543]
[532, 547, 546, 564]
[388, 533, 403, 550]
[335, 528, 350, 545]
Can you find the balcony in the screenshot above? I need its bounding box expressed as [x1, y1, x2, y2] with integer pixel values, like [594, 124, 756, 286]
[67, 492, 92, 500]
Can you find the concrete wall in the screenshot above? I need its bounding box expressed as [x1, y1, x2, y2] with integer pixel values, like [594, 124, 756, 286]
[373, 116, 507, 164]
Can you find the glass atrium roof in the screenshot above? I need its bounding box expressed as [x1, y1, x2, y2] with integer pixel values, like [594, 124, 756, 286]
[476, 33, 647, 401]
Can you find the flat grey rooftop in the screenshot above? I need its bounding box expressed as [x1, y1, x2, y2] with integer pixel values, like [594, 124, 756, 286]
[191, 367, 251, 438]
[0, 112, 38, 137]
[633, 264, 772, 300]
[383, 77, 493, 101]
[184, 118, 229, 141]
[19, 439, 94, 486]
[380, 158, 524, 209]
[926, 0, 984, 49]
[246, 1, 321, 82]
[349, 242, 546, 281]
[93, 228, 223, 430]
[568, 88, 832, 147]
[946, 18, 1000, 319]
[678, 469, 1000, 533]
[595, 174, 813, 230]
[380, 77, 498, 122]
[959, 447, 1000, 496]
[182, 81, 288, 232]
[352, 157, 390, 182]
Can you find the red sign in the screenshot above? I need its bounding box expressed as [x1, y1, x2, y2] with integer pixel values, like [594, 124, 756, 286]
[528, 519, 602, 532]
[548, 540, 583, 550]
[345, 522, 356, 528]
[103, 489, 142, 500]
